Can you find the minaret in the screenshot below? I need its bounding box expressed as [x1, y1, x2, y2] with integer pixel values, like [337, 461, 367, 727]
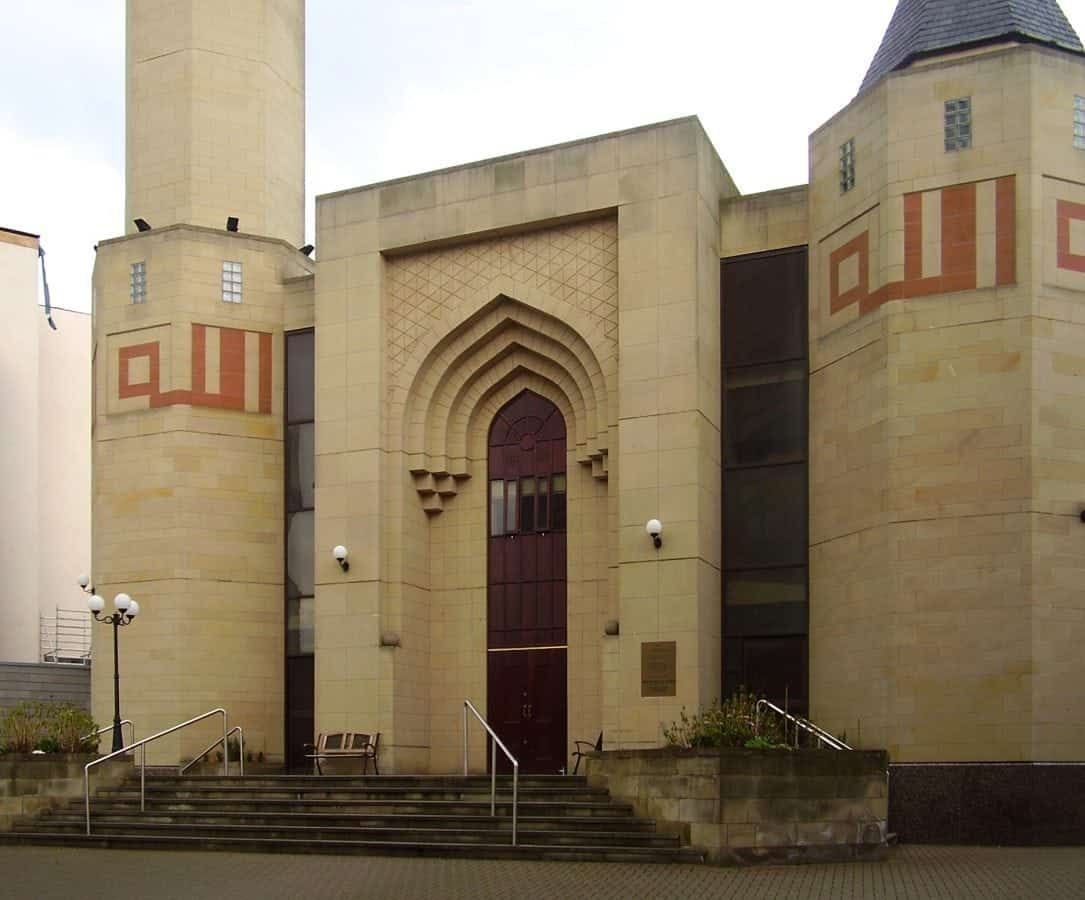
[90, 0, 312, 764]
[126, 0, 305, 243]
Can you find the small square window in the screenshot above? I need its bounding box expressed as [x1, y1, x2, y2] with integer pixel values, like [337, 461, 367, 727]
[839, 138, 855, 193]
[222, 260, 242, 303]
[1075, 96, 1085, 150]
[129, 261, 146, 304]
[944, 97, 972, 152]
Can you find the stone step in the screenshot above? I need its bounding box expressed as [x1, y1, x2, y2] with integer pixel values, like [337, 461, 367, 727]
[92, 786, 608, 802]
[38, 809, 657, 832]
[74, 797, 633, 817]
[14, 820, 681, 848]
[150, 775, 588, 788]
[0, 830, 705, 864]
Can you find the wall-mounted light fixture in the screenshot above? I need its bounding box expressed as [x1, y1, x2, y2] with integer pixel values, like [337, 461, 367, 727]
[133, 218, 152, 232]
[225, 216, 239, 232]
[646, 519, 663, 549]
[298, 244, 314, 257]
[78, 573, 95, 595]
[604, 620, 620, 636]
[333, 545, 350, 572]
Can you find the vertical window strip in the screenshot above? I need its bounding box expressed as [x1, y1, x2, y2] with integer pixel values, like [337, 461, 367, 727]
[129, 261, 146, 304]
[1074, 96, 1085, 150]
[944, 97, 972, 152]
[222, 260, 243, 303]
[839, 138, 855, 193]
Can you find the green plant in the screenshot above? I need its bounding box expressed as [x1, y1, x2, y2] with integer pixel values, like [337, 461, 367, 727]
[50, 704, 98, 753]
[0, 701, 99, 755]
[743, 735, 785, 750]
[663, 691, 785, 749]
[0, 701, 48, 753]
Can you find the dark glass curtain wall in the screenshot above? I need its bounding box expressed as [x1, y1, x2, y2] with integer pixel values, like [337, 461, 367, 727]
[720, 247, 809, 715]
[285, 329, 314, 770]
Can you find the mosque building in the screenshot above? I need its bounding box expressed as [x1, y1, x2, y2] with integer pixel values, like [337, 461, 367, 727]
[91, 0, 1085, 772]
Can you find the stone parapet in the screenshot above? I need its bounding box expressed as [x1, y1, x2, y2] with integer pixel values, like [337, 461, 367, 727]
[586, 747, 888, 865]
[0, 755, 130, 831]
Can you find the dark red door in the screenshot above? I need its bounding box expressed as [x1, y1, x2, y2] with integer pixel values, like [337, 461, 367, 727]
[487, 390, 568, 774]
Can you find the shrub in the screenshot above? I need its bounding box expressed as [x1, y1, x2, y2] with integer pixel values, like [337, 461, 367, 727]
[663, 691, 785, 749]
[51, 704, 99, 753]
[0, 702, 47, 753]
[0, 701, 99, 755]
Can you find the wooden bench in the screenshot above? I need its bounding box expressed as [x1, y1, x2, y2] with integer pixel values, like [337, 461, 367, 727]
[303, 731, 380, 775]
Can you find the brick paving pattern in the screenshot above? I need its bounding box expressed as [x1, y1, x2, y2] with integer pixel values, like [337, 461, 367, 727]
[2, 845, 1084, 899]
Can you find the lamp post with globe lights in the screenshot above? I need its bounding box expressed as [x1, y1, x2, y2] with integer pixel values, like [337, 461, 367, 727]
[80, 577, 139, 753]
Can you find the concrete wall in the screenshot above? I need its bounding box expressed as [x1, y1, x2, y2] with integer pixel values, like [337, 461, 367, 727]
[0, 663, 90, 715]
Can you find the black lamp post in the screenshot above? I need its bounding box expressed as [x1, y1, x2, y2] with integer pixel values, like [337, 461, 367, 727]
[81, 577, 139, 754]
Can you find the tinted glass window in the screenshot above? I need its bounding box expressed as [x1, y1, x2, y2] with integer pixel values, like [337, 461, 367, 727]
[722, 251, 806, 367]
[286, 330, 314, 424]
[725, 364, 806, 467]
[723, 464, 806, 569]
[286, 509, 314, 597]
[286, 423, 315, 512]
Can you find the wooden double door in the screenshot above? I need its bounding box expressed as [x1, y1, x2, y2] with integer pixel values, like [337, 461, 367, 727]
[487, 391, 568, 774]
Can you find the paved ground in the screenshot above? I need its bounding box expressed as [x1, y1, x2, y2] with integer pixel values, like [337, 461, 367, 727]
[1, 844, 1083, 899]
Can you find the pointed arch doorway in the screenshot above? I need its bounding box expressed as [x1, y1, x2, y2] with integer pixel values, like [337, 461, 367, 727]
[487, 390, 568, 774]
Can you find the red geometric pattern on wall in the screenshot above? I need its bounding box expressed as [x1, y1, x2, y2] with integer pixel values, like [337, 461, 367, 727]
[828, 175, 1016, 317]
[1057, 199, 1085, 274]
[117, 324, 272, 414]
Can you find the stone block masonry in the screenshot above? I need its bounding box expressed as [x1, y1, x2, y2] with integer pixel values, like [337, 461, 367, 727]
[586, 747, 888, 865]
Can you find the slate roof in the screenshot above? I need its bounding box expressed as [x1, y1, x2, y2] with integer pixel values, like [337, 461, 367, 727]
[860, 0, 1084, 93]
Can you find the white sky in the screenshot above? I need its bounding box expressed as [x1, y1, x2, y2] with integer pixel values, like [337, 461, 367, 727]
[2, 0, 1082, 314]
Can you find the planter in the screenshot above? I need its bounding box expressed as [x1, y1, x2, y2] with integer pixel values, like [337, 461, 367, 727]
[585, 747, 889, 865]
[0, 753, 131, 831]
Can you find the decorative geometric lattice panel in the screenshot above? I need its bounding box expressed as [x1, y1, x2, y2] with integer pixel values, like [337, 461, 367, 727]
[386, 218, 617, 384]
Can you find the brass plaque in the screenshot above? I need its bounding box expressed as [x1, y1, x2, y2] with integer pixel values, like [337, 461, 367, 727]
[641, 641, 676, 697]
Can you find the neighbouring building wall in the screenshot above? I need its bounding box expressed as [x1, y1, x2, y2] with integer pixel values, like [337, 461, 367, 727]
[0, 228, 91, 664]
[0, 230, 41, 663]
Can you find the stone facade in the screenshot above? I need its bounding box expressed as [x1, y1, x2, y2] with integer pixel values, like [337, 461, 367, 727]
[91, 1, 1085, 772]
[808, 43, 1085, 762]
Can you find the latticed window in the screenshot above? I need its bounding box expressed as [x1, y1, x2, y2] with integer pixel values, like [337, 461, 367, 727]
[1075, 96, 1085, 150]
[944, 97, 972, 151]
[839, 138, 855, 193]
[222, 260, 242, 303]
[129, 261, 146, 304]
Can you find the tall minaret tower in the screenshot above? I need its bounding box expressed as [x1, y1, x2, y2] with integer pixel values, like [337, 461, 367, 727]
[90, 0, 313, 763]
[126, 0, 305, 243]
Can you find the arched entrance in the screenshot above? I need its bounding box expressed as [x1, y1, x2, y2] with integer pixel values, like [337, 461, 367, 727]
[487, 389, 568, 774]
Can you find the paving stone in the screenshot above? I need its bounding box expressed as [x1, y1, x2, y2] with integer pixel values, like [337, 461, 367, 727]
[2, 844, 1084, 899]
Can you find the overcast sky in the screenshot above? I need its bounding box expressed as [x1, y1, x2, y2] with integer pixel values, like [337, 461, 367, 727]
[3, 0, 1082, 314]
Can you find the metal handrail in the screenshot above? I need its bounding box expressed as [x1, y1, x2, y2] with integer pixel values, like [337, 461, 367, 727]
[84, 708, 231, 834]
[756, 699, 852, 750]
[180, 725, 245, 776]
[463, 699, 519, 846]
[83, 720, 135, 750]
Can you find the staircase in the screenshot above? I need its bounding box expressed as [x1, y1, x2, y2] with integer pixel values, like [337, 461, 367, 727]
[1, 773, 704, 863]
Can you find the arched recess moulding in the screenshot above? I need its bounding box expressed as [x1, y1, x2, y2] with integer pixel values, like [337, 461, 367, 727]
[402, 294, 610, 514]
